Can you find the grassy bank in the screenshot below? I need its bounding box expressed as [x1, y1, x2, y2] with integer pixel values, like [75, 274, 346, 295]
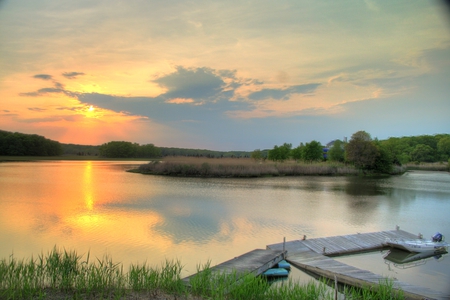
[0, 248, 405, 300]
[132, 157, 361, 177]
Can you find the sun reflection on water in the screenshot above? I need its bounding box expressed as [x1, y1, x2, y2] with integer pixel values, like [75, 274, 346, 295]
[83, 161, 94, 211]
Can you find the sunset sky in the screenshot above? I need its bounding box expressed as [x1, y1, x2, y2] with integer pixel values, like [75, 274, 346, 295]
[1, 1, 449, 151]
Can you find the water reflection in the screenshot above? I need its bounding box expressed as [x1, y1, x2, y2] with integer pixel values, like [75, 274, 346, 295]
[344, 176, 388, 196]
[0, 163, 449, 294]
[83, 161, 94, 211]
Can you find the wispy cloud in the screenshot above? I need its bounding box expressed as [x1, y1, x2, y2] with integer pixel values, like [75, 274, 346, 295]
[62, 72, 85, 79]
[33, 74, 53, 80]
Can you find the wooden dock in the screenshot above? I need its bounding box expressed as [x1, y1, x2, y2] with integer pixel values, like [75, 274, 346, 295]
[182, 248, 286, 286]
[267, 229, 447, 300]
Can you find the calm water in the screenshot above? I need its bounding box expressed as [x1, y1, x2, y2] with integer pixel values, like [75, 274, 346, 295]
[0, 161, 449, 295]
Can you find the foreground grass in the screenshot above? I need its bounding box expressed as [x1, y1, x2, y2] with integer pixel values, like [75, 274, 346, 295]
[0, 248, 405, 300]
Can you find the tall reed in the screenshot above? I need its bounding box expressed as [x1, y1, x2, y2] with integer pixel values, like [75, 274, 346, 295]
[0, 248, 405, 299]
[135, 160, 361, 177]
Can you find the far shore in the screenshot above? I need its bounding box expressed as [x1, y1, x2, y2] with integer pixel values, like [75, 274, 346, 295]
[2, 155, 447, 175]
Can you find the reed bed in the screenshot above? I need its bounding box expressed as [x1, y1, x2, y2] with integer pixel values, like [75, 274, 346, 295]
[0, 248, 405, 300]
[404, 162, 449, 172]
[134, 159, 361, 177]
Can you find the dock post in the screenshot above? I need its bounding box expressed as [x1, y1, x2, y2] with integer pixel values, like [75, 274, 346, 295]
[283, 237, 286, 258]
[334, 275, 338, 300]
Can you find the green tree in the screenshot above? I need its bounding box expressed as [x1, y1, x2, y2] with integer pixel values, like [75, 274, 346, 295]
[0, 130, 62, 156]
[372, 141, 393, 173]
[251, 149, 263, 161]
[345, 131, 379, 169]
[137, 144, 161, 158]
[99, 141, 137, 158]
[291, 143, 304, 162]
[303, 140, 323, 162]
[268, 143, 292, 162]
[327, 140, 345, 162]
[437, 136, 450, 161]
[410, 144, 435, 162]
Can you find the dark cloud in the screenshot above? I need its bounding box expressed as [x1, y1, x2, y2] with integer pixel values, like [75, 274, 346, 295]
[153, 66, 228, 100]
[248, 83, 321, 100]
[28, 107, 46, 112]
[33, 74, 53, 80]
[20, 92, 40, 97]
[62, 72, 85, 79]
[19, 81, 70, 97]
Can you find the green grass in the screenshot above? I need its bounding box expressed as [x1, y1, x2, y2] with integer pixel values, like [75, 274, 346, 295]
[0, 247, 406, 299]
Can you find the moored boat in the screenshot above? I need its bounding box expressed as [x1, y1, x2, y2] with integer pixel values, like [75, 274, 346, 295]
[386, 232, 449, 253]
[277, 260, 291, 270]
[262, 267, 289, 278]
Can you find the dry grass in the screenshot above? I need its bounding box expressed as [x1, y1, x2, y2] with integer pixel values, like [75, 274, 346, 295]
[134, 157, 360, 177]
[404, 162, 449, 172]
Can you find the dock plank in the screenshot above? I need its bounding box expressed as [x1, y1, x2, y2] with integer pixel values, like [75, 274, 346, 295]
[267, 230, 448, 299]
[182, 248, 285, 286]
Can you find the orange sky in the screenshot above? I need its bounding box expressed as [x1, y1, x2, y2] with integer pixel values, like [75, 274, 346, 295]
[1, 1, 449, 150]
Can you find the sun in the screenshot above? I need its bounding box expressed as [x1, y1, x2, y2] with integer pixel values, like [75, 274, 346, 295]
[88, 105, 95, 112]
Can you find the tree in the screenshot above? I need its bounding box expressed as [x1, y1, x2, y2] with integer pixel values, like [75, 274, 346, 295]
[137, 144, 161, 158]
[251, 149, 263, 161]
[99, 141, 137, 158]
[327, 140, 345, 162]
[0, 130, 62, 156]
[410, 144, 435, 162]
[291, 143, 304, 162]
[345, 131, 379, 169]
[372, 141, 393, 173]
[437, 136, 450, 161]
[268, 143, 291, 162]
[303, 140, 323, 162]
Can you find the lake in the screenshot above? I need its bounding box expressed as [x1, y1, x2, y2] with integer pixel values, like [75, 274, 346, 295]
[0, 161, 449, 295]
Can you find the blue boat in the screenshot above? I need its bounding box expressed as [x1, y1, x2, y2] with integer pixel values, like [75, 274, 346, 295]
[262, 268, 289, 278]
[277, 260, 291, 270]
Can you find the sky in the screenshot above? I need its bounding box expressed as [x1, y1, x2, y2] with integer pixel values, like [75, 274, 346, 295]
[1, 1, 449, 151]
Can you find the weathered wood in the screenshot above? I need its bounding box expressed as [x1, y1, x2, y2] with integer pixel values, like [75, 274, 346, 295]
[267, 230, 448, 300]
[182, 248, 286, 286]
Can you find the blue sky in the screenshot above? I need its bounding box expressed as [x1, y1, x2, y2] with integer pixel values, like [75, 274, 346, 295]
[0, 0, 449, 150]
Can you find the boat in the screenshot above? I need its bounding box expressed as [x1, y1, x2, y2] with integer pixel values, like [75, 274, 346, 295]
[383, 248, 447, 269]
[277, 260, 291, 270]
[262, 268, 289, 278]
[385, 232, 449, 253]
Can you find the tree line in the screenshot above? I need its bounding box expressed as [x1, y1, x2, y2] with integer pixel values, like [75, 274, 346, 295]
[258, 131, 450, 173]
[0, 130, 62, 156]
[99, 141, 161, 158]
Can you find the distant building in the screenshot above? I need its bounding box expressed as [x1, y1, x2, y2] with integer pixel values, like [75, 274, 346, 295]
[323, 138, 346, 159]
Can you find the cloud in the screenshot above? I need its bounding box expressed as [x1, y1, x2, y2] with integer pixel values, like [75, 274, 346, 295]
[247, 84, 321, 101]
[19, 79, 72, 97]
[165, 98, 195, 104]
[33, 74, 53, 80]
[20, 86, 66, 97]
[62, 72, 85, 79]
[28, 107, 46, 112]
[153, 66, 230, 101]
